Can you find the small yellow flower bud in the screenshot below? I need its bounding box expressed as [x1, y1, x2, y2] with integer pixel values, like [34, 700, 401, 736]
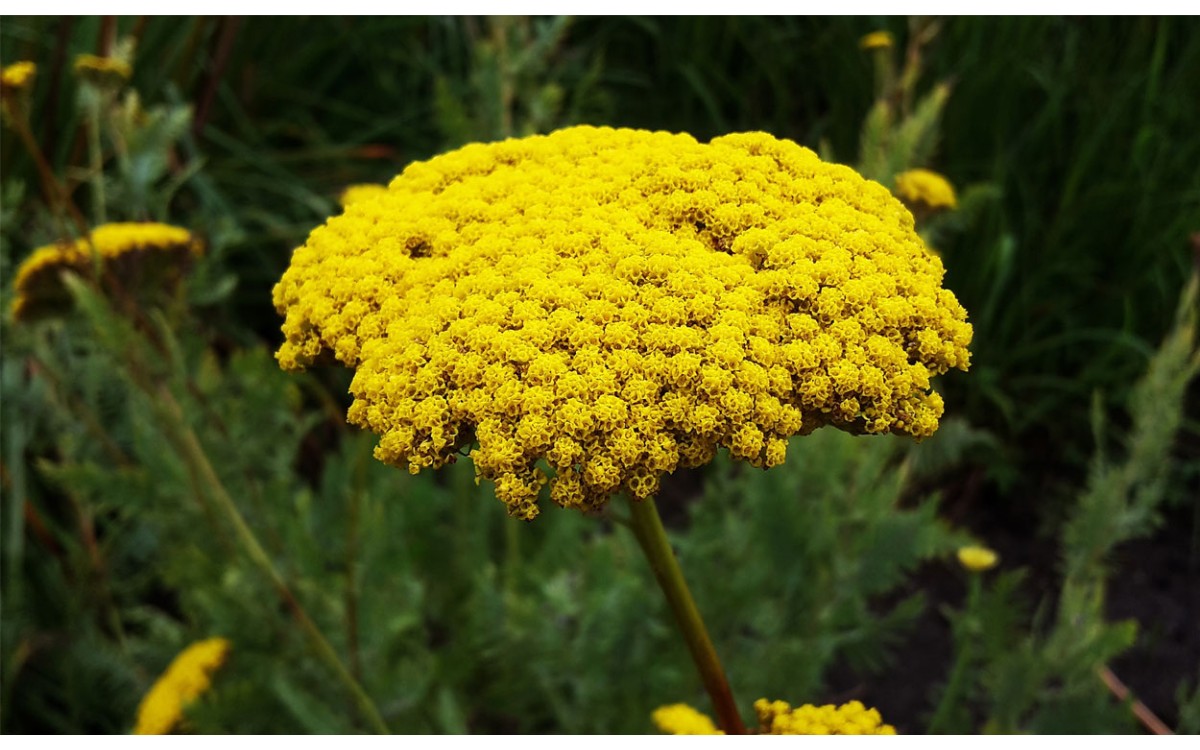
[895, 169, 958, 210]
[859, 31, 894, 50]
[957, 545, 999, 573]
[1, 60, 36, 91]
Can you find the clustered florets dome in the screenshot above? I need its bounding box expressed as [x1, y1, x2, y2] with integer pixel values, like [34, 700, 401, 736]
[273, 126, 971, 519]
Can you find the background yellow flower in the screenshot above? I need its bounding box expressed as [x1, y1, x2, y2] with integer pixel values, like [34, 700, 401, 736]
[133, 638, 231, 735]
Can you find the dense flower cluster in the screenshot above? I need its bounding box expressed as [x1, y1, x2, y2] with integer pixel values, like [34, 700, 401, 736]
[653, 698, 896, 735]
[1, 61, 36, 92]
[132, 637, 231, 735]
[11, 222, 202, 321]
[957, 545, 998, 572]
[274, 126, 972, 519]
[895, 169, 957, 210]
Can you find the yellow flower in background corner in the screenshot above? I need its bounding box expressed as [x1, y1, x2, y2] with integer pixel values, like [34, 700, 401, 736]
[273, 125, 973, 520]
[653, 698, 896, 735]
[957, 545, 999, 573]
[11, 222, 203, 322]
[653, 703, 725, 735]
[895, 169, 958, 211]
[859, 31, 894, 51]
[1, 60, 37, 120]
[339, 183, 390, 208]
[1, 60, 36, 92]
[132, 637, 231, 735]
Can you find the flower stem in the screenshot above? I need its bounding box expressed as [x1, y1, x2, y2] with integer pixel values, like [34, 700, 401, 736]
[154, 389, 391, 735]
[625, 495, 745, 734]
[926, 574, 979, 734]
[84, 93, 107, 225]
[9, 109, 90, 237]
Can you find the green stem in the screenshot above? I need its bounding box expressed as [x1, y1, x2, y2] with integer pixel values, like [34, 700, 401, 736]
[625, 496, 745, 734]
[926, 575, 980, 734]
[345, 447, 364, 684]
[9, 106, 90, 236]
[504, 515, 521, 601]
[155, 389, 390, 735]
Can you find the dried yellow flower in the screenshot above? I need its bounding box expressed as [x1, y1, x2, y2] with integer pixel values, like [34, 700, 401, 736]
[895, 168, 958, 210]
[957, 545, 998, 573]
[274, 126, 972, 519]
[73, 53, 132, 85]
[132, 637, 230, 735]
[11, 222, 202, 322]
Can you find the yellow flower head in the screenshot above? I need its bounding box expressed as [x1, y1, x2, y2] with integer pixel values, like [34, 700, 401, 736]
[859, 31, 894, 51]
[73, 53, 132, 86]
[653, 703, 725, 735]
[2, 61, 37, 120]
[339, 183, 390, 208]
[654, 698, 896, 735]
[1, 61, 36, 92]
[957, 545, 998, 573]
[755, 698, 896, 735]
[274, 126, 972, 519]
[11, 222, 203, 322]
[133, 637, 231, 735]
[895, 169, 958, 210]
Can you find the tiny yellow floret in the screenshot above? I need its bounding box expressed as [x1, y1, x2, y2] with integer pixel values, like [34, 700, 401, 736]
[73, 53, 132, 82]
[859, 31, 894, 50]
[895, 169, 958, 210]
[652, 703, 725, 735]
[11, 222, 202, 322]
[1, 61, 36, 91]
[957, 545, 998, 573]
[273, 126, 972, 519]
[132, 637, 231, 735]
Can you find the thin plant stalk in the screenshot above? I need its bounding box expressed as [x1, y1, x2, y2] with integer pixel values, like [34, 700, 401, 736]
[153, 388, 390, 735]
[927, 574, 980, 734]
[625, 495, 745, 735]
[345, 445, 365, 683]
[7, 111, 89, 236]
[84, 93, 107, 224]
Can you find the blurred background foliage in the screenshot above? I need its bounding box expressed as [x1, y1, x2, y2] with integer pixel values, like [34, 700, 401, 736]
[1, 15, 1197, 734]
